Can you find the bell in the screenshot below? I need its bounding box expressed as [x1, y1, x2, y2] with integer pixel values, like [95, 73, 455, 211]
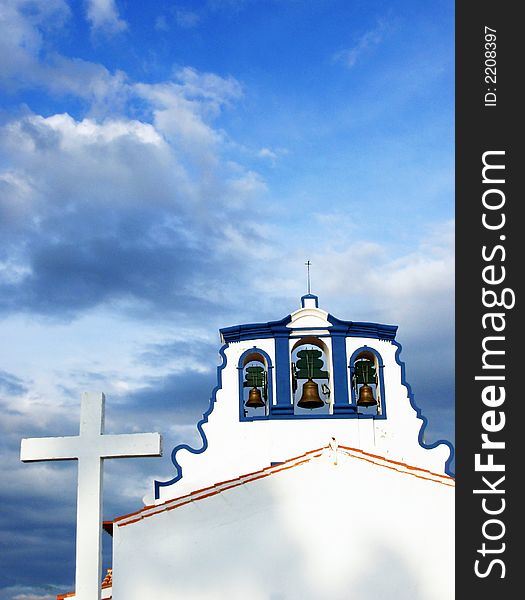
[357, 383, 377, 406]
[245, 386, 265, 408]
[297, 378, 324, 409]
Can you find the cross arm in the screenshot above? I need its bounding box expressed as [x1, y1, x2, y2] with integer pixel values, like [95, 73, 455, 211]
[99, 432, 162, 459]
[20, 436, 81, 462]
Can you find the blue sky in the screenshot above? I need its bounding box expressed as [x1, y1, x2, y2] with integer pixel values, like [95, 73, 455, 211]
[0, 1, 454, 597]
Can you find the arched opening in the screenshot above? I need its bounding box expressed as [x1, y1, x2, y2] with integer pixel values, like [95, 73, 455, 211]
[291, 337, 331, 414]
[350, 349, 383, 415]
[240, 350, 270, 418]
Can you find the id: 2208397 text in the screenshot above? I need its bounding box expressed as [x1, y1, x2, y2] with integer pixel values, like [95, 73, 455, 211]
[484, 26, 497, 107]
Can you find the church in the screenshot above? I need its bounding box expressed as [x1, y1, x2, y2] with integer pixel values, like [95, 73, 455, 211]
[59, 293, 455, 599]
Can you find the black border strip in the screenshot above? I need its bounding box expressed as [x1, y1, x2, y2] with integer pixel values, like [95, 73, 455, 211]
[456, 2, 521, 596]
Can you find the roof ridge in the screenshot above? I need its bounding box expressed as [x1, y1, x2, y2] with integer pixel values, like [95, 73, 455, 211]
[338, 445, 455, 481]
[337, 446, 455, 487]
[113, 444, 453, 528]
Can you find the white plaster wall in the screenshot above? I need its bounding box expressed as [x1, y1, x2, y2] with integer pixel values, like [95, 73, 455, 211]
[115, 453, 454, 600]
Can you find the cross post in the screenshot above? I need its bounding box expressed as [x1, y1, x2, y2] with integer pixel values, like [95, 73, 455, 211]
[20, 392, 162, 600]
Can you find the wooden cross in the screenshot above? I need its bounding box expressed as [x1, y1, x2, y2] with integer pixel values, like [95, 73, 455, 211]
[20, 392, 162, 600]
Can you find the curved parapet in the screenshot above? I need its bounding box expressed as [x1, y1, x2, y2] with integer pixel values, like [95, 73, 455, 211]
[153, 344, 228, 500]
[391, 340, 455, 477]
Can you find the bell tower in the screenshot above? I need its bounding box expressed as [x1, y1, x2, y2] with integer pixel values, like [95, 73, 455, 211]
[153, 294, 454, 503]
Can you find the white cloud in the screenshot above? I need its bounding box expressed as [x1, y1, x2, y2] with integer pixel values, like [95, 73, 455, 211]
[137, 66, 243, 121]
[0, 59, 266, 319]
[304, 219, 454, 328]
[134, 81, 225, 149]
[333, 20, 390, 69]
[84, 0, 127, 35]
[258, 147, 277, 160]
[0, 0, 70, 87]
[0, 0, 129, 111]
[255, 146, 289, 166]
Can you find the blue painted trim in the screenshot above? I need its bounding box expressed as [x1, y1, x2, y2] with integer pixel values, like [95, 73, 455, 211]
[220, 315, 291, 343]
[220, 313, 397, 343]
[290, 327, 332, 339]
[348, 346, 387, 418]
[273, 334, 293, 414]
[153, 344, 229, 500]
[256, 412, 373, 420]
[238, 347, 273, 421]
[327, 314, 398, 341]
[332, 405, 358, 415]
[331, 334, 349, 407]
[392, 340, 455, 477]
[301, 294, 319, 307]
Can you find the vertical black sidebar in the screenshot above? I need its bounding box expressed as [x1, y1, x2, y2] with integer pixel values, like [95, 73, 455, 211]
[456, 2, 522, 598]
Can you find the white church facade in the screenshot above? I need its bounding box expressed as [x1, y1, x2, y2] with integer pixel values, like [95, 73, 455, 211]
[58, 294, 455, 599]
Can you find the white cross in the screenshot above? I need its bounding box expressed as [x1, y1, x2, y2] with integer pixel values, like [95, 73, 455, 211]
[20, 392, 162, 600]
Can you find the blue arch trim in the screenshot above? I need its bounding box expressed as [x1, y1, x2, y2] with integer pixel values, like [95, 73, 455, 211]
[153, 344, 229, 500]
[238, 347, 274, 421]
[348, 346, 387, 418]
[392, 340, 455, 477]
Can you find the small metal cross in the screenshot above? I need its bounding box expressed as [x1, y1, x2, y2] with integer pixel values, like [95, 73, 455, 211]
[305, 260, 312, 294]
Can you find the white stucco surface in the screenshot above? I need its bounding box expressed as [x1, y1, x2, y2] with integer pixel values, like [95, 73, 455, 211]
[114, 448, 454, 600]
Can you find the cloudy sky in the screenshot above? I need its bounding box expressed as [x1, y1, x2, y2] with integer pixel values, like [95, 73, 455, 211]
[0, 0, 454, 598]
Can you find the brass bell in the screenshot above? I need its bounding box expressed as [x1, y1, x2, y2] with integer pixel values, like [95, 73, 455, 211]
[357, 383, 377, 406]
[297, 378, 324, 409]
[245, 386, 265, 408]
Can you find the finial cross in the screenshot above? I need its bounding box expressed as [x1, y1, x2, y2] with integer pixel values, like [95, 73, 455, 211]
[21, 392, 162, 600]
[305, 260, 312, 294]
